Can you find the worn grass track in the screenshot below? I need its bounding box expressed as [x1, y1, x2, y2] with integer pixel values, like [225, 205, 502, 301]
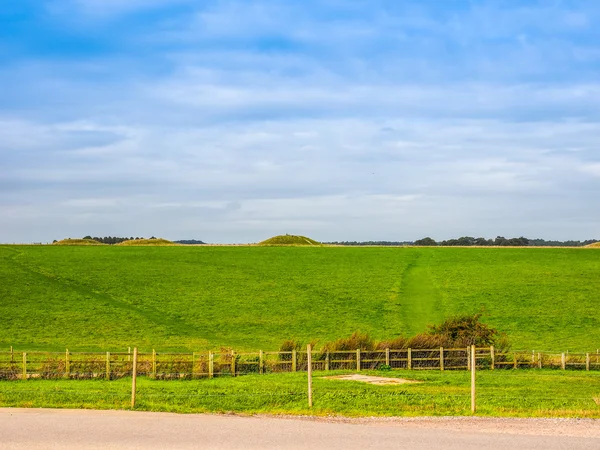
[398, 253, 444, 336]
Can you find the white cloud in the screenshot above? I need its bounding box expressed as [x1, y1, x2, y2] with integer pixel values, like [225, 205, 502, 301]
[2, 1, 600, 242]
[580, 163, 600, 177]
[47, 0, 192, 18]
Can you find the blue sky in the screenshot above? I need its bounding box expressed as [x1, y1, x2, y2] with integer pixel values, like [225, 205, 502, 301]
[1, 0, 599, 243]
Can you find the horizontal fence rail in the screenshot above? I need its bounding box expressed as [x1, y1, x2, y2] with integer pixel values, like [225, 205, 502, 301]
[1, 347, 599, 380]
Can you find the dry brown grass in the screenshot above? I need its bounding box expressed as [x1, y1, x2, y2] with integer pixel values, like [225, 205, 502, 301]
[53, 239, 105, 246]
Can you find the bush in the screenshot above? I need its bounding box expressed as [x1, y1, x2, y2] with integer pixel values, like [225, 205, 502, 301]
[286, 314, 509, 353]
[427, 313, 507, 348]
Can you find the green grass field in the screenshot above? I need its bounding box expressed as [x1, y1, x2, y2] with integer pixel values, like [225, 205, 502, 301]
[1, 245, 599, 352]
[1, 370, 599, 418]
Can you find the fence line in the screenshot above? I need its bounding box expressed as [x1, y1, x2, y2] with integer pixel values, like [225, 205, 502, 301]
[1, 346, 599, 380]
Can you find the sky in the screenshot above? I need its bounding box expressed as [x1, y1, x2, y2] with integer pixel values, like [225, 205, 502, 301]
[1, 0, 599, 243]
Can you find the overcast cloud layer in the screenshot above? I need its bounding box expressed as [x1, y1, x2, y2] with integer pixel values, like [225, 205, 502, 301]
[1, 0, 599, 243]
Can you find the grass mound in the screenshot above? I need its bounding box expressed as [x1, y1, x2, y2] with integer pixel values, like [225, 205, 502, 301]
[258, 234, 320, 246]
[585, 242, 600, 248]
[53, 239, 105, 246]
[117, 238, 175, 246]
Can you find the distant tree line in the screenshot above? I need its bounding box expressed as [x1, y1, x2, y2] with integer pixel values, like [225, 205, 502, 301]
[174, 240, 206, 245]
[328, 237, 598, 247]
[82, 236, 157, 244]
[414, 236, 599, 247]
[527, 238, 599, 247]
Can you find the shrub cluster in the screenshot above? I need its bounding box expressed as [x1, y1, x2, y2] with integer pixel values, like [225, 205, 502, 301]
[281, 314, 509, 353]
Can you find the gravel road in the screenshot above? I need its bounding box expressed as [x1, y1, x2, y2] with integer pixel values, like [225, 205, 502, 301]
[1, 408, 599, 449]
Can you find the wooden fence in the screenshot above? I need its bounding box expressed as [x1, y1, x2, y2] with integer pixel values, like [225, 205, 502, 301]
[1, 347, 599, 380]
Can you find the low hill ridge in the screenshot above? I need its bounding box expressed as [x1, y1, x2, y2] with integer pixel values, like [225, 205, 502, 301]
[53, 239, 105, 246]
[259, 234, 320, 246]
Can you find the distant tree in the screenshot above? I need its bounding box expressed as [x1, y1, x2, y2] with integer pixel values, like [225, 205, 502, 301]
[494, 236, 507, 246]
[507, 236, 529, 246]
[415, 237, 437, 246]
[474, 237, 493, 246]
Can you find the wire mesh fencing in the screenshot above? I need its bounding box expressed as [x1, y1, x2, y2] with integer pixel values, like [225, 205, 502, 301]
[1, 346, 600, 380]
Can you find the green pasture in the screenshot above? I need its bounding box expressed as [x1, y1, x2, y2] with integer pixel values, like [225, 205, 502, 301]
[1, 370, 599, 418]
[0, 245, 599, 352]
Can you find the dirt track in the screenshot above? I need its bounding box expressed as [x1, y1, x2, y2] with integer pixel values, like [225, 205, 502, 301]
[1, 408, 600, 449]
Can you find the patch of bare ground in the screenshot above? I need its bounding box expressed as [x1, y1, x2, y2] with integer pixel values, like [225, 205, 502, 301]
[322, 374, 422, 385]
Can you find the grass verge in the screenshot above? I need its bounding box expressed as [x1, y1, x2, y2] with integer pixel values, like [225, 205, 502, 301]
[1, 370, 599, 418]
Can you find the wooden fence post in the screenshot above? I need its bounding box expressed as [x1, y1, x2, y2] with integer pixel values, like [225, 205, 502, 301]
[152, 349, 156, 379]
[10, 346, 13, 363]
[440, 347, 444, 371]
[356, 349, 361, 371]
[231, 350, 236, 377]
[191, 352, 196, 379]
[385, 348, 390, 366]
[467, 347, 471, 371]
[209, 352, 214, 379]
[65, 349, 70, 378]
[471, 345, 476, 414]
[292, 349, 297, 372]
[538, 352, 542, 369]
[561, 353, 566, 370]
[128, 347, 131, 362]
[325, 351, 329, 371]
[106, 352, 110, 380]
[513, 353, 517, 369]
[259, 350, 264, 375]
[490, 346, 495, 370]
[408, 348, 412, 370]
[586, 353, 590, 371]
[131, 348, 138, 408]
[307, 344, 313, 408]
[22, 352, 26, 380]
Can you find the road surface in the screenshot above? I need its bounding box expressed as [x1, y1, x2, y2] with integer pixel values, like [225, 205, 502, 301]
[1, 408, 599, 449]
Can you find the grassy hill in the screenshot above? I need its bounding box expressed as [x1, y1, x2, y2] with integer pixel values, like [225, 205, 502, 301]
[53, 239, 105, 246]
[585, 242, 600, 248]
[1, 245, 599, 352]
[258, 234, 320, 246]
